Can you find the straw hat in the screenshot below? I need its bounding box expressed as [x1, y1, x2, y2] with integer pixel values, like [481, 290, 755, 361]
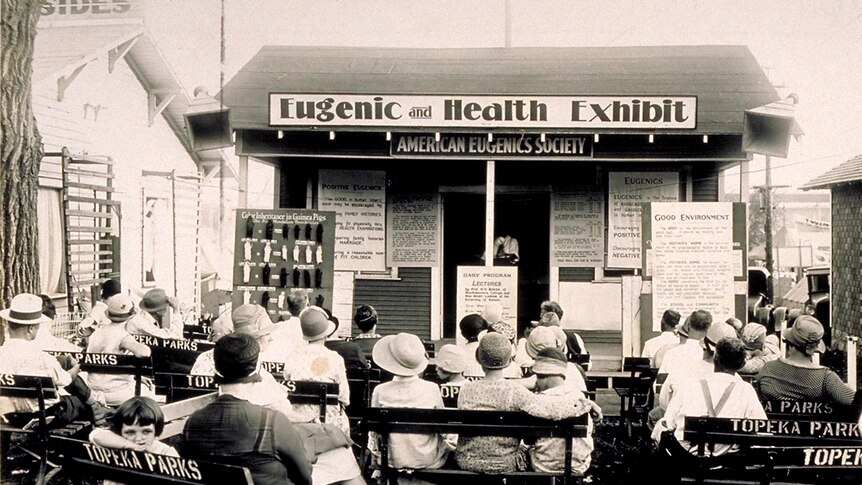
[476, 333, 513, 369]
[0, 293, 51, 325]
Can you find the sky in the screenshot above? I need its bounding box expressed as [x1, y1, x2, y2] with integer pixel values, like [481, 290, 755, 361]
[143, 0, 862, 191]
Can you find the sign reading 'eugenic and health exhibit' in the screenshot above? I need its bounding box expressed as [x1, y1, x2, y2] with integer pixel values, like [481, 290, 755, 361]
[270, 94, 697, 129]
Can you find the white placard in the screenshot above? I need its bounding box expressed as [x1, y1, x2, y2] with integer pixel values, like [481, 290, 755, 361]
[271, 94, 697, 129]
[608, 172, 679, 268]
[386, 193, 439, 267]
[456, 266, 518, 325]
[551, 186, 605, 267]
[650, 202, 735, 331]
[318, 170, 386, 271]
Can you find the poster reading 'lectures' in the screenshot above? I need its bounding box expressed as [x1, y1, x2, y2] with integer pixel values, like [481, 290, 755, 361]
[607, 172, 679, 268]
[232, 209, 335, 323]
[551, 186, 605, 267]
[646, 202, 735, 331]
[318, 170, 386, 271]
[456, 266, 518, 333]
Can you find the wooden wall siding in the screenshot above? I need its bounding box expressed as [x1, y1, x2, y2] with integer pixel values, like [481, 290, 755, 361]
[692, 164, 720, 201]
[352, 268, 432, 340]
[34, 56, 199, 301]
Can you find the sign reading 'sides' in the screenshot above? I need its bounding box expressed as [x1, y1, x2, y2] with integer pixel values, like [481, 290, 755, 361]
[270, 94, 697, 129]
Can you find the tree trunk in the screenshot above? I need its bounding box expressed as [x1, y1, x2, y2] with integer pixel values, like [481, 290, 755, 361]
[0, 0, 43, 315]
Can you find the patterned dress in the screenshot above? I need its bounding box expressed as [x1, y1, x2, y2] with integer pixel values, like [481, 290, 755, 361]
[455, 377, 593, 473]
[283, 343, 351, 433]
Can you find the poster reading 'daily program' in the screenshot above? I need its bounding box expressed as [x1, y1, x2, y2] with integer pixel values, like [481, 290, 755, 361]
[233, 209, 336, 323]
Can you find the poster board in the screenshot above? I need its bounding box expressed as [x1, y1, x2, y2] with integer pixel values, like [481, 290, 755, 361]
[643, 202, 736, 331]
[386, 192, 440, 267]
[551, 185, 605, 267]
[318, 170, 386, 271]
[232, 209, 335, 323]
[456, 266, 518, 328]
[607, 172, 679, 268]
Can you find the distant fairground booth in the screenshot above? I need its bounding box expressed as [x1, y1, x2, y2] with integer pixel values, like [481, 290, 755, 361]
[215, 46, 780, 370]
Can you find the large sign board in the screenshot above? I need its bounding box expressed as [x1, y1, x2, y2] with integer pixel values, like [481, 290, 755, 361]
[456, 266, 518, 327]
[232, 209, 335, 322]
[386, 192, 440, 267]
[607, 172, 679, 268]
[270, 94, 697, 129]
[390, 134, 592, 159]
[644, 202, 735, 330]
[551, 185, 605, 267]
[318, 170, 386, 271]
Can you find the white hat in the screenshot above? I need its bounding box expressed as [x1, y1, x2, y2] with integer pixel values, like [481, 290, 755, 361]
[0, 293, 51, 325]
[372, 333, 428, 376]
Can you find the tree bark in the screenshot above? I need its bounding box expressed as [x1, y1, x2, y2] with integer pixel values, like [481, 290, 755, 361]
[0, 0, 43, 313]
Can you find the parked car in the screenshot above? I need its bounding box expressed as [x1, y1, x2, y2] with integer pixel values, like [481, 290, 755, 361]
[803, 266, 831, 346]
[748, 267, 772, 323]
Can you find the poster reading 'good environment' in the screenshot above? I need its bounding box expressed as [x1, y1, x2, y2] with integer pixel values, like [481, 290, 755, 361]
[551, 186, 605, 267]
[607, 172, 679, 268]
[233, 209, 335, 323]
[318, 170, 386, 271]
[646, 202, 735, 331]
[386, 192, 440, 267]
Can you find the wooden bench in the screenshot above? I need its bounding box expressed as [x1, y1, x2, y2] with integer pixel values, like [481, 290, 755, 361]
[1, 374, 62, 485]
[762, 399, 859, 423]
[182, 323, 213, 342]
[46, 350, 153, 397]
[152, 373, 338, 422]
[51, 436, 253, 484]
[133, 335, 214, 374]
[364, 407, 589, 485]
[660, 415, 862, 484]
[614, 357, 658, 438]
[440, 384, 461, 408]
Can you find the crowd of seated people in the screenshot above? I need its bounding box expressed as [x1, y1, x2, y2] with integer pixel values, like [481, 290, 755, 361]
[6, 287, 862, 484]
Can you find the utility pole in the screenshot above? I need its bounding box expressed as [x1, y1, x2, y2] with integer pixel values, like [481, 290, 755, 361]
[758, 155, 789, 303]
[764, 155, 775, 301]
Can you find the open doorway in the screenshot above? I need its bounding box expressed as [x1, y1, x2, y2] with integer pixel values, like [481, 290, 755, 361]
[441, 192, 549, 338]
[495, 193, 550, 335]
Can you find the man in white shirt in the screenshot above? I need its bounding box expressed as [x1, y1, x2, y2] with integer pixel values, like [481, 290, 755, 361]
[652, 337, 766, 456]
[659, 322, 738, 410]
[125, 288, 183, 339]
[641, 309, 680, 366]
[0, 294, 106, 426]
[658, 310, 713, 377]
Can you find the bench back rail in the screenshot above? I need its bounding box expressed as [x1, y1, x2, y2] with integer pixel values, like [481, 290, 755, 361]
[364, 407, 588, 485]
[53, 436, 254, 484]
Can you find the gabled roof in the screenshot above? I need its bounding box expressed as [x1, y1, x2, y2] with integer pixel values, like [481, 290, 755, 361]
[33, 23, 234, 177]
[801, 153, 862, 190]
[222, 45, 779, 134]
[33, 23, 144, 83]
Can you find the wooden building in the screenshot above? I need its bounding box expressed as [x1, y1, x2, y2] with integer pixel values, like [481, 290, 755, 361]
[218, 45, 778, 369]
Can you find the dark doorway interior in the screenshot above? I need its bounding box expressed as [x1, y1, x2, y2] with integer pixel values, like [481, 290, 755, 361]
[442, 193, 485, 338]
[442, 192, 550, 339]
[495, 193, 550, 336]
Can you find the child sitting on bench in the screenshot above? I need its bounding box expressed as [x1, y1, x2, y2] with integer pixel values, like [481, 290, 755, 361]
[89, 396, 177, 456]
